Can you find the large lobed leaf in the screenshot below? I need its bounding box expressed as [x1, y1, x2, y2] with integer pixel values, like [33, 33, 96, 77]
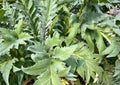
[33, 0, 60, 40]
[73, 44, 103, 84]
[0, 19, 32, 56]
[22, 58, 70, 85]
[0, 29, 32, 56]
[22, 59, 50, 75]
[34, 67, 62, 85]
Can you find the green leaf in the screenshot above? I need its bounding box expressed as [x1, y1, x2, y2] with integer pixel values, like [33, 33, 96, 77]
[66, 57, 77, 73]
[38, 0, 59, 27]
[85, 31, 94, 52]
[113, 28, 120, 36]
[22, 59, 63, 85]
[34, 0, 59, 40]
[0, 9, 8, 21]
[65, 73, 77, 81]
[45, 32, 61, 48]
[30, 53, 47, 62]
[77, 63, 85, 80]
[67, 23, 79, 39]
[52, 60, 70, 77]
[109, 0, 120, 3]
[58, 67, 70, 77]
[13, 65, 21, 72]
[58, 0, 74, 4]
[115, 14, 120, 21]
[102, 72, 112, 85]
[75, 46, 103, 84]
[77, 57, 103, 84]
[27, 42, 46, 54]
[0, 9, 6, 21]
[0, 59, 16, 85]
[22, 59, 50, 75]
[15, 19, 23, 34]
[34, 68, 62, 85]
[102, 41, 120, 57]
[114, 60, 120, 77]
[95, 31, 106, 53]
[0, 0, 15, 3]
[53, 44, 77, 60]
[0, 28, 32, 56]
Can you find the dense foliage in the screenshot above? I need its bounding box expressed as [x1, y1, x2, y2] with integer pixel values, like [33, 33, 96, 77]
[0, 0, 120, 85]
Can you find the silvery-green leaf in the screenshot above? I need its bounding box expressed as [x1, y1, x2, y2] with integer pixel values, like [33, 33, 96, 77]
[0, 58, 16, 85]
[53, 44, 77, 60]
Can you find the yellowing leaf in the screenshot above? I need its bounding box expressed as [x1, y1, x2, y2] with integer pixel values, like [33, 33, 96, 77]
[61, 79, 69, 85]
